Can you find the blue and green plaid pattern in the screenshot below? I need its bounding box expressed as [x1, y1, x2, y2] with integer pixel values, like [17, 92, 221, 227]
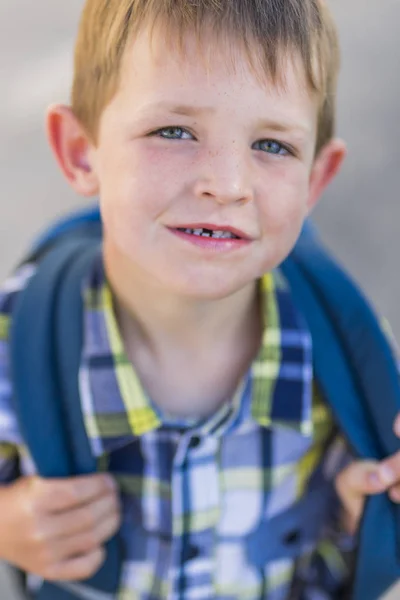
[0, 254, 352, 599]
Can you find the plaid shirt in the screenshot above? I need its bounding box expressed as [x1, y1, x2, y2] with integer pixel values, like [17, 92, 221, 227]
[0, 252, 353, 600]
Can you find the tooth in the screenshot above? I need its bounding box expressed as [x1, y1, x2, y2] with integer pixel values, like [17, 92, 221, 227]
[202, 232, 211, 237]
[193, 229, 203, 236]
[185, 229, 192, 234]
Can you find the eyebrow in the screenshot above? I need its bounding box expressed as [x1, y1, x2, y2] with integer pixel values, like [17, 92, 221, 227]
[140, 102, 310, 135]
[258, 120, 310, 135]
[141, 102, 214, 117]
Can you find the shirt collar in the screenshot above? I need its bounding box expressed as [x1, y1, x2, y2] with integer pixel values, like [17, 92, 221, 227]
[250, 270, 313, 437]
[81, 254, 313, 456]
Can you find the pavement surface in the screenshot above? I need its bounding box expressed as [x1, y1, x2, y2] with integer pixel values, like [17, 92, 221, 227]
[0, 1, 400, 598]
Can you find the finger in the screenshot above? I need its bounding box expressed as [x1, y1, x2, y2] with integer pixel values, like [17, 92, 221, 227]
[45, 547, 105, 582]
[44, 493, 120, 539]
[335, 462, 383, 536]
[55, 512, 121, 562]
[34, 474, 117, 512]
[377, 453, 400, 489]
[394, 413, 400, 438]
[389, 484, 400, 503]
[336, 460, 383, 500]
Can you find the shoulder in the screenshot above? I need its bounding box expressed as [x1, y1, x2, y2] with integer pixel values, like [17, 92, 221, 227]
[0, 263, 37, 445]
[0, 263, 37, 314]
[0, 263, 37, 341]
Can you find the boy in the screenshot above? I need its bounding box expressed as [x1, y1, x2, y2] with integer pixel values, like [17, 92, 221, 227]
[1, 0, 400, 598]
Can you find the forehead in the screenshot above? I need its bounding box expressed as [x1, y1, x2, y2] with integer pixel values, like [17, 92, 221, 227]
[114, 26, 317, 131]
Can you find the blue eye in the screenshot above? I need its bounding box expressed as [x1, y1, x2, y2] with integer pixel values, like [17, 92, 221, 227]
[154, 127, 193, 140]
[253, 139, 290, 156]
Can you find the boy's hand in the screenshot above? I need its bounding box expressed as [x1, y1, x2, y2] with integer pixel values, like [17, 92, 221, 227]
[335, 414, 400, 535]
[0, 473, 120, 582]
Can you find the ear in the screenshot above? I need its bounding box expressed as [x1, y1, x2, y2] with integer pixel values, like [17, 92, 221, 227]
[46, 104, 99, 197]
[307, 138, 347, 213]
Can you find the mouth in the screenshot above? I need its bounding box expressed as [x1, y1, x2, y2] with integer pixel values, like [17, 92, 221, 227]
[171, 224, 250, 240]
[167, 223, 252, 253]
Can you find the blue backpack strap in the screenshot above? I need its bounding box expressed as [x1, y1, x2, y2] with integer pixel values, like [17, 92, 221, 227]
[10, 237, 121, 599]
[281, 224, 400, 600]
[11, 238, 89, 478]
[291, 223, 400, 457]
[31, 205, 101, 254]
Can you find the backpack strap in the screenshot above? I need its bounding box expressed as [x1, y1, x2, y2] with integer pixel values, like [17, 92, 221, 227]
[31, 205, 101, 256]
[281, 225, 400, 600]
[290, 223, 400, 457]
[10, 237, 121, 599]
[11, 238, 89, 478]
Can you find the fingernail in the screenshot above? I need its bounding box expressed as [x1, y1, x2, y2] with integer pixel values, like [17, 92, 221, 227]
[395, 418, 400, 437]
[379, 465, 396, 486]
[368, 472, 382, 489]
[106, 476, 117, 491]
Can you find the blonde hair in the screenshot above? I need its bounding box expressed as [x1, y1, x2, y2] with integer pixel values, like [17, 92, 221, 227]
[72, 0, 340, 154]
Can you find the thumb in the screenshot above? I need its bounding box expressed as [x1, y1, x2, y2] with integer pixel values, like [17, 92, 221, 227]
[335, 460, 385, 535]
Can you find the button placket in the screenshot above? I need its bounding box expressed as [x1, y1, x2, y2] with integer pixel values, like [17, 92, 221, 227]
[170, 434, 219, 598]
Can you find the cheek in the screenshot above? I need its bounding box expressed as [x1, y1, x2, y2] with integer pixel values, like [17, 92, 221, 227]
[95, 151, 143, 247]
[259, 167, 310, 233]
[96, 147, 172, 232]
[257, 168, 310, 265]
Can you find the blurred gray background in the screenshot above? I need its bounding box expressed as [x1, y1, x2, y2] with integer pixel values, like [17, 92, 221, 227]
[0, 0, 399, 337]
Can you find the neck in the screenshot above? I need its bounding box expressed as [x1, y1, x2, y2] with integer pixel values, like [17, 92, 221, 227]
[103, 243, 263, 418]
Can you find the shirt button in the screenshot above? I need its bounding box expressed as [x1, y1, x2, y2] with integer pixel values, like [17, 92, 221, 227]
[283, 529, 302, 546]
[189, 436, 201, 449]
[183, 544, 200, 562]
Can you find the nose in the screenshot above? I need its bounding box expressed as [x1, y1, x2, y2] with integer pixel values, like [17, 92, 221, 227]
[193, 144, 254, 206]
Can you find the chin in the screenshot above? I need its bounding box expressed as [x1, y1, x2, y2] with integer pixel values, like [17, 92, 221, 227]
[166, 271, 256, 301]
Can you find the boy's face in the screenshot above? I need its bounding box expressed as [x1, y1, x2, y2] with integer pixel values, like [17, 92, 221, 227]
[49, 28, 345, 299]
